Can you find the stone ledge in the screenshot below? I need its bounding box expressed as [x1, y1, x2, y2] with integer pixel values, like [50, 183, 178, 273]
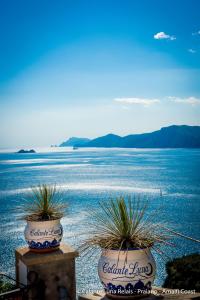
[78, 287, 200, 300]
[15, 243, 79, 266]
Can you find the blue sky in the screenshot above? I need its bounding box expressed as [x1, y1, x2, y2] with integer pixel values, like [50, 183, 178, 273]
[0, 0, 200, 147]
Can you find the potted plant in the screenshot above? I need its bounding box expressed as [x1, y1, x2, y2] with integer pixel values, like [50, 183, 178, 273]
[80, 196, 172, 298]
[22, 184, 66, 253]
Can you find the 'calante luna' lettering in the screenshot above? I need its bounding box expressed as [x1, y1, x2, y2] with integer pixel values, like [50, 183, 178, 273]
[30, 228, 62, 237]
[102, 262, 152, 277]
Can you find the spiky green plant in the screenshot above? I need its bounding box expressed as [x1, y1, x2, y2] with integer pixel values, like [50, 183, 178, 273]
[80, 196, 173, 254]
[22, 184, 66, 221]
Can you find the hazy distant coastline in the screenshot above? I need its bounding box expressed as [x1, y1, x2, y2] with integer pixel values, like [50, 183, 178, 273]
[60, 125, 200, 148]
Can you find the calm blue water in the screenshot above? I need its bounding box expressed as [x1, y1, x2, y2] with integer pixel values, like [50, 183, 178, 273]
[0, 147, 200, 293]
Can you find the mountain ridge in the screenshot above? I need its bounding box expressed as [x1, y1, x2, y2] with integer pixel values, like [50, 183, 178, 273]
[59, 125, 200, 148]
[60, 137, 90, 147]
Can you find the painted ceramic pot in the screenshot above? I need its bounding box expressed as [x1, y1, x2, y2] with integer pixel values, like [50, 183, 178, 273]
[98, 248, 156, 298]
[24, 219, 63, 252]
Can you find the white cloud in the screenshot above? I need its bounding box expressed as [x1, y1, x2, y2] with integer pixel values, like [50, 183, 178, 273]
[168, 96, 200, 106]
[192, 30, 200, 36]
[114, 97, 160, 107]
[188, 49, 196, 54]
[154, 32, 176, 41]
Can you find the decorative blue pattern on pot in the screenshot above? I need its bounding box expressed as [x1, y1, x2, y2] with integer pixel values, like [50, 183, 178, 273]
[102, 280, 152, 295]
[28, 238, 60, 249]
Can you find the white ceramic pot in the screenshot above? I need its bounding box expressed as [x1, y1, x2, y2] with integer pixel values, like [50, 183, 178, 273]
[24, 219, 63, 252]
[98, 248, 156, 298]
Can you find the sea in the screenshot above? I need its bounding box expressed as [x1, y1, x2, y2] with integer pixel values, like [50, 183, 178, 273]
[0, 147, 199, 293]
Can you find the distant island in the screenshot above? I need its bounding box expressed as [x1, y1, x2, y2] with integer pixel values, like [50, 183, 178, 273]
[17, 149, 36, 153]
[59, 125, 200, 148]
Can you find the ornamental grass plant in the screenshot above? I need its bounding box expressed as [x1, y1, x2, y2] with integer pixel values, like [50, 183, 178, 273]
[21, 184, 67, 221]
[80, 196, 174, 254]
